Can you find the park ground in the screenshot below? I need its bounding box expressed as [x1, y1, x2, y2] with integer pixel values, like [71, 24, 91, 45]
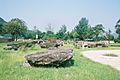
[0, 43, 120, 80]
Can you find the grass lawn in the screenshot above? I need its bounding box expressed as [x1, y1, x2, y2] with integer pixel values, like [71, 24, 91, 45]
[103, 53, 118, 57]
[0, 43, 120, 80]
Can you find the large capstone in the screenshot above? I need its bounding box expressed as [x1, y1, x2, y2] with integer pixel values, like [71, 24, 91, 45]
[25, 48, 73, 67]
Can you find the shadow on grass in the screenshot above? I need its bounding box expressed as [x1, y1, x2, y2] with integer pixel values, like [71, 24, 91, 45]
[25, 59, 75, 68]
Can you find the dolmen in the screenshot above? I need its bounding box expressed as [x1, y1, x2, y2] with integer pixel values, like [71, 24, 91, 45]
[25, 48, 73, 67]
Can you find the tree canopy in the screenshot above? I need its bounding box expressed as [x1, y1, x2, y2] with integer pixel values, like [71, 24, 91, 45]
[93, 24, 104, 41]
[74, 18, 89, 40]
[56, 25, 67, 40]
[0, 17, 118, 41]
[6, 18, 27, 41]
[115, 19, 120, 39]
[0, 17, 7, 35]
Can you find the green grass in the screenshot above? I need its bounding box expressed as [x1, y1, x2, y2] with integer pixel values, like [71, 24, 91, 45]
[103, 53, 118, 57]
[0, 43, 120, 80]
[110, 43, 120, 47]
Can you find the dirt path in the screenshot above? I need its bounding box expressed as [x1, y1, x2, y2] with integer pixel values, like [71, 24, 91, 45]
[82, 50, 120, 71]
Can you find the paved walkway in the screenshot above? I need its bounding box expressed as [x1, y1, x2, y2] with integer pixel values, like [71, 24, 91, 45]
[82, 50, 120, 71]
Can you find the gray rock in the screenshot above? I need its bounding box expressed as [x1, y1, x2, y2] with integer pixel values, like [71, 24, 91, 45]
[25, 48, 73, 67]
[48, 47, 58, 50]
[22, 61, 31, 67]
[39, 42, 60, 48]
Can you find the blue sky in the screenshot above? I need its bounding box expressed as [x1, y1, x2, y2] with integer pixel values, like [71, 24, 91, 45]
[0, 0, 120, 32]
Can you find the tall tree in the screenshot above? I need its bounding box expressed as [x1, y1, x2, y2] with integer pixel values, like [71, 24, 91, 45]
[46, 24, 54, 34]
[6, 18, 27, 41]
[0, 17, 7, 35]
[69, 30, 79, 40]
[74, 17, 89, 40]
[64, 31, 70, 40]
[105, 29, 114, 41]
[93, 24, 104, 41]
[45, 24, 55, 39]
[115, 19, 120, 39]
[56, 25, 67, 40]
[33, 26, 42, 39]
[87, 26, 96, 40]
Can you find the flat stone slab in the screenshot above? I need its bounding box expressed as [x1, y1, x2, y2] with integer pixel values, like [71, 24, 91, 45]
[82, 50, 120, 71]
[25, 48, 73, 67]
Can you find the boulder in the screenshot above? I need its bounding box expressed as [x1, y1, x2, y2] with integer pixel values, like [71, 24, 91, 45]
[48, 47, 58, 50]
[25, 48, 73, 67]
[3, 46, 13, 50]
[39, 42, 59, 48]
[4, 43, 19, 50]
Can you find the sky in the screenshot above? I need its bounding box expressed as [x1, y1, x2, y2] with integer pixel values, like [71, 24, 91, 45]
[0, 0, 120, 33]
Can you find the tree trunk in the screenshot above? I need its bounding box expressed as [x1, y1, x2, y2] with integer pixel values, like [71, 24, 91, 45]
[15, 35, 18, 41]
[96, 35, 98, 41]
[12, 34, 15, 41]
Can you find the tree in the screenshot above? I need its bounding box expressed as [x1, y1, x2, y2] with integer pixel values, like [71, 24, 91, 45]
[115, 19, 120, 39]
[32, 26, 42, 39]
[6, 18, 27, 41]
[93, 24, 104, 41]
[87, 26, 96, 40]
[0, 17, 7, 35]
[63, 31, 70, 40]
[45, 24, 55, 39]
[23, 30, 34, 39]
[69, 30, 79, 40]
[46, 24, 54, 34]
[74, 18, 89, 40]
[105, 29, 114, 41]
[56, 25, 67, 40]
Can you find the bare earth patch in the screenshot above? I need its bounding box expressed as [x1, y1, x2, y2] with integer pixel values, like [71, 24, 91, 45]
[82, 50, 120, 71]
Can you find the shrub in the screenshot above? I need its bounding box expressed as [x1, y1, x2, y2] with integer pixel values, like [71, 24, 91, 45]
[114, 39, 120, 43]
[73, 42, 80, 49]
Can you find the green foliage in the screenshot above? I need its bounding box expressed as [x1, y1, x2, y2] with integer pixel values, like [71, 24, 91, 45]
[44, 24, 56, 39]
[69, 30, 79, 40]
[6, 18, 27, 41]
[18, 42, 34, 51]
[110, 43, 120, 47]
[46, 24, 54, 34]
[0, 17, 7, 35]
[0, 17, 119, 41]
[0, 17, 6, 24]
[73, 18, 105, 41]
[23, 29, 43, 39]
[73, 42, 80, 49]
[63, 31, 71, 40]
[114, 39, 120, 43]
[103, 53, 118, 57]
[56, 25, 67, 40]
[105, 29, 114, 40]
[115, 19, 120, 39]
[85, 27, 95, 40]
[93, 24, 104, 41]
[74, 18, 89, 40]
[23, 30, 35, 39]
